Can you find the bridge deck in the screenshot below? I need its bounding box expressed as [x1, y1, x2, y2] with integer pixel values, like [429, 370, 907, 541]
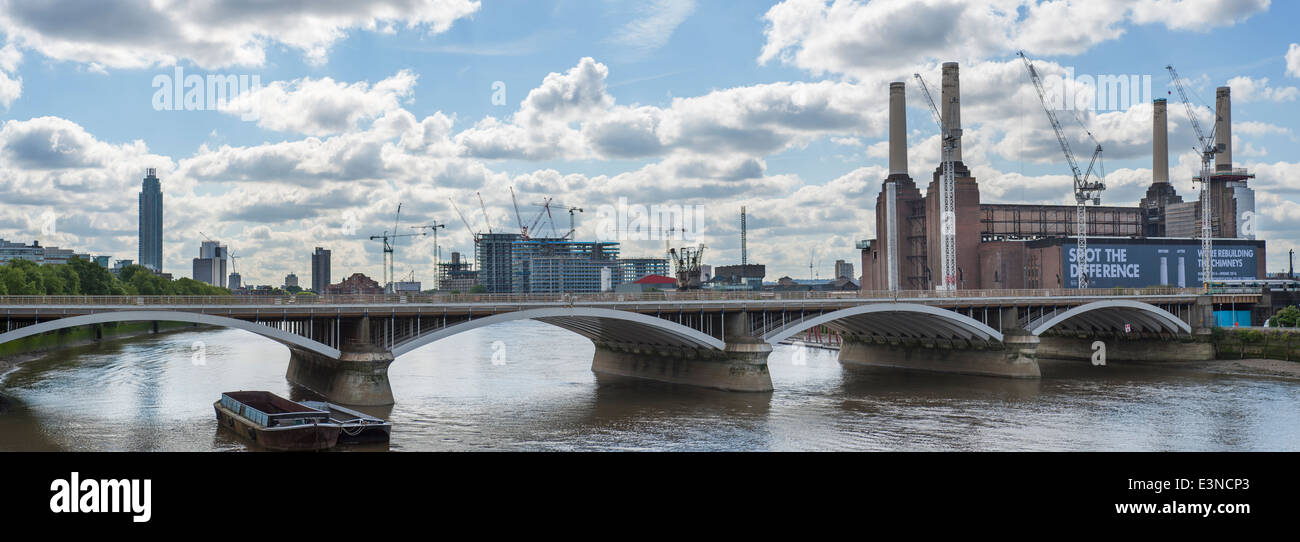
[0, 289, 1234, 319]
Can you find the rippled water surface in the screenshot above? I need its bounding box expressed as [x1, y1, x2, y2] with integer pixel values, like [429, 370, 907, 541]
[2, 321, 1299, 451]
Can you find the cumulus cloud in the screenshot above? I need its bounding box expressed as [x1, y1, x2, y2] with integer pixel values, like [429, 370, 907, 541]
[1129, 0, 1272, 31]
[1288, 43, 1300, 78]
[758, 0, 1270, 84]
[1226, 76, 1299, 103]
[0, 42, 19, 107]
[0, 0, 481, 69]
[458, 57, 889, 161]
[222, 70, 419, 136]
[456, 57, 612, 160]
[0, 116, 176, 257]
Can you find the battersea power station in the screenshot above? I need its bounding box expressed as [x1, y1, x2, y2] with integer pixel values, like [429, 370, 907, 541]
[859, 63, 1265, 291]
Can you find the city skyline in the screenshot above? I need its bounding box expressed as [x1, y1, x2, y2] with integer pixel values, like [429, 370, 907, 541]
[2, 1, 1299, 285]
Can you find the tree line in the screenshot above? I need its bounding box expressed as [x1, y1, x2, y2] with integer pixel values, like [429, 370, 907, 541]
[0, 257, 230, 296]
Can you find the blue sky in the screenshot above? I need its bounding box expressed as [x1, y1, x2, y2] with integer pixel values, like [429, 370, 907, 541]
[1, 0, 1298, 286]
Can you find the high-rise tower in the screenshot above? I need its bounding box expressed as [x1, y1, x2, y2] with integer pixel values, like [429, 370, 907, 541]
[312, 247, 332, 294]
[138, 168, 163, 272]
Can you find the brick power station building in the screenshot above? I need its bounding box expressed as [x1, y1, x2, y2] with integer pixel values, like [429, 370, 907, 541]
[860, 63, 1264, 291]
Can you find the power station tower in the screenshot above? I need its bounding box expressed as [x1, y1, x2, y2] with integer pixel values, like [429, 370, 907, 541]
[914, 72, 958, 290]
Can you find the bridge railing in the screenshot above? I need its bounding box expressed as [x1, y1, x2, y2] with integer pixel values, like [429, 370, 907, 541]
[0, 287, 1210, 307]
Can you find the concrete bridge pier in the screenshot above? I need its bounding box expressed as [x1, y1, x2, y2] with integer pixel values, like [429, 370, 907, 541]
[589, 311, 773, 392]
[285, 316, 395, 406]
[837, 307, 1041, 378]
[1035, 333, 1214, 363]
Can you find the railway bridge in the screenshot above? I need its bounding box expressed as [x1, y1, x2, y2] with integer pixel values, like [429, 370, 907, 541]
[0, 289, 1253, 405]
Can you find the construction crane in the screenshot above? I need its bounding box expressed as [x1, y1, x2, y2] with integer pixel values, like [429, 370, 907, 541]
[1018, 51, 1106, 289]
[913, 73, 959, 290]
[509, 187, 526, 238]
[560, 205, 583, 240]
[369, 203, 425, 294]
[449, 197, 476, 237]
[228, 251, 240, 288]
[528, 199, 564, 238]
[659, 225, 686, 263]
[669, 244, 706, 289]
[475, 192, 493, 235]
[1166, 65, 1220, 289]
[525, 197, 553, 239]
[411, 221, 446, 289]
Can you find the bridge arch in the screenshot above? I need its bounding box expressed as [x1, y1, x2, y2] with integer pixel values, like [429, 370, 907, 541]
[392, 307, 725, 358]
[1026, 300, 1191, 336]
[761, 303, 1004, 345]
[0, 310, 341, 358]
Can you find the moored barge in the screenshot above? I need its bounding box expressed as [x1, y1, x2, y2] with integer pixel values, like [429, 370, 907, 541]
[214, 391, 341, 451]
[300, 400, 393, 444]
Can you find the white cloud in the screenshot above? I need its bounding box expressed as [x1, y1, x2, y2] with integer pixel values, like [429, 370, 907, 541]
[0, 42, 20, 107]
[758, 0, 1270, 84]
[0, 116, 177, 255]
[1236, 120, 1292, 136]
[1288, 43, 1300, 78]
[457, 57, 888, 161]
[0, 0, 481, 69]
[1226, 76, 1298, 103]
[456, 57, 613, 160]
[609, 0, 696, 57]
[222, 70, 419, 136]
[1129, 0, 1272, 31]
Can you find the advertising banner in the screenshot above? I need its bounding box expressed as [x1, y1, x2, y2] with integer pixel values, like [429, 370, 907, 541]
[1064, 243, 1260, 288]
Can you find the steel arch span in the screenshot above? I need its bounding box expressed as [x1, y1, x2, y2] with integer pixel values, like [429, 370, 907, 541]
[761, 303, 1004, 345]
[0, 310, 341, 358]
[1026, 300, 1191, 336]
[391, 306, 726, 358]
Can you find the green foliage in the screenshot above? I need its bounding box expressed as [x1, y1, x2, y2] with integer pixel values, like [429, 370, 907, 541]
[0, 259, 229, 296]
[66, 257, 126, 295]
[469, 284, 487, 293]
[1268, 306, 1300, 327]
[1237, 329, 1266, 343]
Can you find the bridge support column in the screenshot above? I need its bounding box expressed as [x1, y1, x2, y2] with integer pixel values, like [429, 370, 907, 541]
[1036, 334, 1213, 362]
[590, 312, 773, 392]
[285, 316, 395, 406]
[838, 307, 1040, 378]
[1193, 295, 1215, 335]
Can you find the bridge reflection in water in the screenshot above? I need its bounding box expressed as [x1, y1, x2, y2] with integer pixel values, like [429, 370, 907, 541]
[0, 288, 1245, 405]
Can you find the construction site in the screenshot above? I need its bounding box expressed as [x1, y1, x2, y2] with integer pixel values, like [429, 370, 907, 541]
[447, 192, 669, 294]
[860, 59, 1265, 292]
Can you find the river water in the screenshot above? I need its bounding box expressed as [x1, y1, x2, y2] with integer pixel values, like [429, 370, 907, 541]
[1, 321, 1298, 451]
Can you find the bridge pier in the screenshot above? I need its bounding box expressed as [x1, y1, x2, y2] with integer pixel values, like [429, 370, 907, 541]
[1036, 333, 1214, 363]
[837, 307, 1041, 378]
[589, 311, 773, 392]
[838, 336, 1040, 378]
[285, 316, 395, 406]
